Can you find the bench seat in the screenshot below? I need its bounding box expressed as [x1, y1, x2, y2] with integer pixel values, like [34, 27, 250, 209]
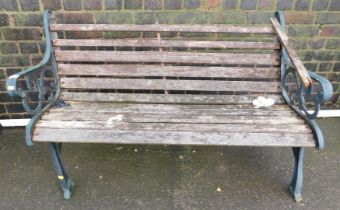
[34, 100, 314, 147]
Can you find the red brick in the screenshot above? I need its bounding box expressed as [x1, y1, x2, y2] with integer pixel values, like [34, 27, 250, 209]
[320, 26, 340, 37]
[202, 0, 220, 9]
[2, 28, 41, 40]
[285, 12, 316, 24]
[84, 0, 102, 10]
[42, 0, 61, 10]
[144, 0, 163, 10]
[57, 13, 94, 24]
[257, 0, 274, 10]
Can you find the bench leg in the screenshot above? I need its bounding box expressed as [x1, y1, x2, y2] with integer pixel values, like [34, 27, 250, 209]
[48, 143, 75, 200]
[289, 147, 304, 202]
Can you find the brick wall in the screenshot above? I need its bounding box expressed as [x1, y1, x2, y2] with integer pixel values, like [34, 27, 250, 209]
[0, 0, 339, 119]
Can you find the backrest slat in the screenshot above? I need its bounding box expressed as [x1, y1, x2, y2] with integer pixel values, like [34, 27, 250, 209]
[58, 64, 279, 79]
[55, 50, 280, 65]
[50, 24, 274, 34]
[53, 39, 280, 49]
[60, 78, 281, 93]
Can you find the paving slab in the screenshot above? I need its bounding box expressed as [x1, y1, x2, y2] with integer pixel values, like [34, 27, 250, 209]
[0, 118, 339, 210]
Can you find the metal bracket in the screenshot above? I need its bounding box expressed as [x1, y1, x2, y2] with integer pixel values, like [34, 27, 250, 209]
[52, 100, 69, 109]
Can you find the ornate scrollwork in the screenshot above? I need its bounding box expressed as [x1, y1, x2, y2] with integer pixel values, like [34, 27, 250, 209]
[281, 61, 333, 150]
[6, 11, 60, 115]
[21, 65, 59, 115]
[282, 67, 326, 120]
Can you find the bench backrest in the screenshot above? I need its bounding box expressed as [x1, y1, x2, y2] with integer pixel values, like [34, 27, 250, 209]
[51, 22, 283, 104]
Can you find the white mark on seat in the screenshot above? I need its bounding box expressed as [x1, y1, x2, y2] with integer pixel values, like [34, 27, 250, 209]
[253, 96, 275, 108]
[107, 114, 124, 124]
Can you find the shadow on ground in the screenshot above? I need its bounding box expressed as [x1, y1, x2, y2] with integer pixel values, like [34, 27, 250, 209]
[0, 118, 339, 210]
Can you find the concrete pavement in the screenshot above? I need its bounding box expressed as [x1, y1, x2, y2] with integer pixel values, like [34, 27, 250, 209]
[0, 118, 339, 210]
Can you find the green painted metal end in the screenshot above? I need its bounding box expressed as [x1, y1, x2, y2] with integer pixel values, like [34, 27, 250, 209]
[289, 185, 303, 203]
[62, 179, 75, 200]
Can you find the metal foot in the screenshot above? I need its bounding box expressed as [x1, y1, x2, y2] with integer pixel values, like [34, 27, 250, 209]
[48, 143, 75, 200]
[289, 147, 304, 203]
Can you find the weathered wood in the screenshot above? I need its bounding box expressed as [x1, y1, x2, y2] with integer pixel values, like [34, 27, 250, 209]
[36, 121, 311, 134]
[50, 105, 296, 117]
[65, 102, 291, 111]
[270, 18, 312, 87]
[42, 111, 304, 124]
[33, 128, 315, 147]
[155, 30, 167, 94]
[64, 102, 291, 111]
[29, 19, 318, 149]
[50, 14, 60, 51]
[58, 64, 279, 79]
[50, 24, 275, 34]
[53, 39, 280, 49]
[60, 78, 281, 92]
[55, 51, 280, 65]
[61, 92, 285, 104]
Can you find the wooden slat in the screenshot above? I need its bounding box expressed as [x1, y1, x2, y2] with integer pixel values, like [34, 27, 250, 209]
[64, 102, 291, 111]
[42, 111, 303, 124]
[53, 102, 294, 116]
[58, 64, 279, 79]
[50, 106, 296, 117]
[60, 78, 281, 92]
[55, 51, 279, 65]
[61, 92, 285, 104]
[270, 18, 312, 87]
[33, 128, 315, 147]
[50, 24, 274, 34]
[53, 39, 280, 49]
[36, 121, 311, 134]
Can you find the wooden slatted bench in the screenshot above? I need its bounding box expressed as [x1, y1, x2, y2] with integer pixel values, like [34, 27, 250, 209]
[6, 11, 333, 201]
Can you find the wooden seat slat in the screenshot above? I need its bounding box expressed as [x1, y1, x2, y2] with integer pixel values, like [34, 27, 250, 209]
[58, 64, 279, 79]
[42, 111, 303, 124]
[33, 128, 314, 147]
[61, 92, 285, 104]
[50, 105, 296, 117]
[63, 102, 291, 111]
[36, 120, 311, 134]
[55, 50, 280, 65]
[60, 78, 281, 93]
[53, 39, 280, 49]
[50, 24, 274, 34]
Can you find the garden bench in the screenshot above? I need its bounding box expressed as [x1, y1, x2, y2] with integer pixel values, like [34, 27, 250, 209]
[6, 11, 332, 201]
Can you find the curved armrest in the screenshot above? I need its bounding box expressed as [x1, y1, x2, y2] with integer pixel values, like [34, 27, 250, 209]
[7, 11, 52, 97]
[308, 71, 333, 102]
[5, 11, 60, 115]
[282, 68, 333, 120]
[281, 68, 333, 150]
[5, 11, 60, 146]
[274, 11, 333, 150]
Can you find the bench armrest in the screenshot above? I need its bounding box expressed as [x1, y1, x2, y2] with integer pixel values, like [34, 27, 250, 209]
[6, 11, 60, 115]
[281, 67, 333, 150]
[271, 12, 333, 119]
[273, 11, 333, 149]
[282, 68, 333, 119]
